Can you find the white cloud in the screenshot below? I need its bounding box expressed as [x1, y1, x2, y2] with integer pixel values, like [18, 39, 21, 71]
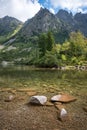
[0, 0, 41, 22]
[49, 8, 55, 14]
[50, 0, 87, 13]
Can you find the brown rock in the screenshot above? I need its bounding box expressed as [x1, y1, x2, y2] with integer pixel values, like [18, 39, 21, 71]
[54, 102, 62, 105]
[45, 101, 54, 106]
[51, 93, 77, 103]
[27, 91, 37, 96]
[55, 104, 65, 110]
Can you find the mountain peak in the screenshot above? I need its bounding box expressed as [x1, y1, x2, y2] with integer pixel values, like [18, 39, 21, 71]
[19, 7, 62, 38]
[57, 9, 73, 16]
[56, 9, 74, 27]
[36, 7, 53, 17]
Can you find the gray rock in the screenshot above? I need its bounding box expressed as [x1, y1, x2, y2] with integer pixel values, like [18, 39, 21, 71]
[58, 108, 68, 121]
[60, 108, 67, 117]
[29, 95, 47, 105]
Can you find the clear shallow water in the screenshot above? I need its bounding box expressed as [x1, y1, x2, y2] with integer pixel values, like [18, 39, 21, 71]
[0, 65, 87, 96]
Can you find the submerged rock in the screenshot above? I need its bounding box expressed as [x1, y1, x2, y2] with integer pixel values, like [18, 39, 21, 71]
[29, 95, 47, 105]
[45, 101, 54, 106]
[55, 103, 65, 110]
[58, 108, 69, 121]
[27, 91, 37, 96]
[60, 108, 67, 116]
[51, 93, 76, 103]
[4, 95, 15, 102]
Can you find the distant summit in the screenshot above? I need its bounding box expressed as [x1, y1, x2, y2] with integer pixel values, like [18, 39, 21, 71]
[56, 9, 73, 24]
[56, 9, 87, 36]
[0, 16, 23, 36]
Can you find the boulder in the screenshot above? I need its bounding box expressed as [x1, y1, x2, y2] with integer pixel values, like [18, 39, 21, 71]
[51, 93, 76, 103]
[29, 95, 47, 105]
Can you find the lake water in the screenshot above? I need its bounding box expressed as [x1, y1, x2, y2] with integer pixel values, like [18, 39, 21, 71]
[0, 65, 87, 97]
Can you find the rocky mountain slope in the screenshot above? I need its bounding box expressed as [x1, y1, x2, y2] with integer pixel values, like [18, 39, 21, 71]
[0, 16, 23, 36]
[74, 12, 87, 37]
[18, 8, 87, 43]
[0, 16, 23, 43]
[18, 8, 63, 39]
[56, 9, 87, 37]
[0, 8, 87, 44]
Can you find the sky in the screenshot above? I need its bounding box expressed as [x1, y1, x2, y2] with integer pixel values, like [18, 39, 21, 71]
[0, 0, 87, 22]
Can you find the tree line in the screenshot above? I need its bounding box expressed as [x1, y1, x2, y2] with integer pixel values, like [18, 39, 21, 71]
[36, 31, 87, 67]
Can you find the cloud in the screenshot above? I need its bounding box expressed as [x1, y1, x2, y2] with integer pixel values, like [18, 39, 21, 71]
[0, 0, 41, 22]
[50, 0, 87, 13]
[0, 0, 87, 22]
[49, 8, 55, 14]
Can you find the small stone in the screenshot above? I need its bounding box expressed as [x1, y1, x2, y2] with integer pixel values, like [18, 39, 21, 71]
[29, 95, 47, 105]
[49, 88, 55, 93]
[27, 91, 37, 96]
[5, 95, 15, 102]
[60, 108, 67, 116]
[54, 102, 62, 105]
[42, 84, 47, 87]
[55, 104, 65, 110]
[58, 108, 68, 122]
[45, 101, 54, 106]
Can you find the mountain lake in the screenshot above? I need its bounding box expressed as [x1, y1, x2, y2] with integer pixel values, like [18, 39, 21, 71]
[0, 65, 87, 130]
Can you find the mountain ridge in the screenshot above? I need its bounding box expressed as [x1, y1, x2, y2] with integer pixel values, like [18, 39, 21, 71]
[18, 8, 62, 39]
[0, 8, 87, 44]
[18, 8, 87, 43]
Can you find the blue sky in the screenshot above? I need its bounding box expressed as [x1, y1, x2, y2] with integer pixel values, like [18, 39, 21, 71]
[0, 0, 87, 22]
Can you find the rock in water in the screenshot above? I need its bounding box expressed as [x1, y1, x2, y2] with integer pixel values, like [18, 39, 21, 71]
[60, 108, 67, 116]
[29, 96, 47, 105]
[58, 108, 68, 121]
[51, 93, 76, 103]
[5, 95, 15, 102]
[51, 94, 61, 101]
